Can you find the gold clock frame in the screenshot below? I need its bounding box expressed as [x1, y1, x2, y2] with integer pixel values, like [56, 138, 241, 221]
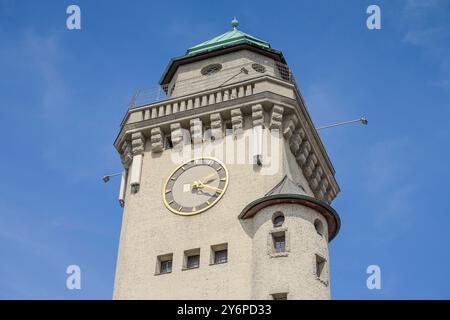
[162, 157, 229, 216]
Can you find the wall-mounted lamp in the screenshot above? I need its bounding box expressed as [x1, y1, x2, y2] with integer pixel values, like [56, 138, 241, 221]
[316, 117, 368, 131]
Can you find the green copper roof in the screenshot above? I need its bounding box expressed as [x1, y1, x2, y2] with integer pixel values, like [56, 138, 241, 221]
[187, 19, 271, 55]
[159, 18, 284, 85]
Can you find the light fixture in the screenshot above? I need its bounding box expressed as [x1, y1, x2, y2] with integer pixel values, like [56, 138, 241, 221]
[316, 117, 369, 131]
[102, 172, 123, 183]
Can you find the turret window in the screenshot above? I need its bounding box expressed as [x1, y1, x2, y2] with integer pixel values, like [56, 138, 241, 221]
[314, 219, 324, 236]
[273, 214, 285, 228]
[315, 254, 328, 285]
[268, 228, 289, 257]
[273, 234, 286, 253]
[201, 63, 222, 76]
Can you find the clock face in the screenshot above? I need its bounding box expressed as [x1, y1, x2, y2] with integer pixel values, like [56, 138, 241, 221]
[163, 157, 229, 216]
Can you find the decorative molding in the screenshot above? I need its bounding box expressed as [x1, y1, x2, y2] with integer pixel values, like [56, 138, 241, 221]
[120, 141, 133, 169]
[295, 140, 311, 167]
[289, 128, 304, 156]
[252, 104, 264, 127]
[303, 153, 318, 179]
[269, 104, 283, 130]
[170, 123, 183, 150]
[310, 166, 324, 191]
[210, 113, 223, 140]
[190, 118, 203, 145]
[150, 127, 164, 153]
[131, 132, 145, 155]
[282, 114, 298, 139]
[231, 108, 243, 136]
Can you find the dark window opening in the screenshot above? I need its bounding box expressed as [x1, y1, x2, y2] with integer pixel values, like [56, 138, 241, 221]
[273, 234, 286, 253]
[187, 255, 200, 269]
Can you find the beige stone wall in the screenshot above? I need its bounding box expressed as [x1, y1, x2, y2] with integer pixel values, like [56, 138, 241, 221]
[249, 203, 330, 299]
[168, 50, 278, 98]
[113, 126, 330, 299]
[113, 48, 336, 300]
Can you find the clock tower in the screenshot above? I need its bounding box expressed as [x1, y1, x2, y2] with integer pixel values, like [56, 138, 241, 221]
[112, 19, 341, 300]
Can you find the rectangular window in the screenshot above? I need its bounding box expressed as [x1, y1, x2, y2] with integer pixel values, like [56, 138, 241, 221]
[273, 234, 286, 253]
[187, 255, 200, 269]
[156, 253, 173, 275]
[214, 250, 227, 264]
[211, 243, 228, 265]
[183, 248, 200, 270]
[160, 260, 172, 274]
[272, 293, 288, 300]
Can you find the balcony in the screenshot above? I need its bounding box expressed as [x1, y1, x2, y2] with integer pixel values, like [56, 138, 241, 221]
[122, 61, 298, 128]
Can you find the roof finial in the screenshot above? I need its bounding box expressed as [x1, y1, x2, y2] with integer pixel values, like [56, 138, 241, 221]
[231, 17, 239, 30]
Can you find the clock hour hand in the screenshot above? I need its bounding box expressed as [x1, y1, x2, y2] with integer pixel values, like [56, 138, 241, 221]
[199, 173, 216, 184]
[191, 173, 217, 189]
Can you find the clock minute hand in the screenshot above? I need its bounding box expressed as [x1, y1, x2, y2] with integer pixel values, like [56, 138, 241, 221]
[198, 182, 223, 193]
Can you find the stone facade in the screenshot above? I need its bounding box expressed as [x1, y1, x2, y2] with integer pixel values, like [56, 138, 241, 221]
[112, 41, 340, 300]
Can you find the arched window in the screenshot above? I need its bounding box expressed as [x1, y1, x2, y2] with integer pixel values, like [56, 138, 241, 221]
[314, 219, 324, 236]
[272, 212, 285, 228]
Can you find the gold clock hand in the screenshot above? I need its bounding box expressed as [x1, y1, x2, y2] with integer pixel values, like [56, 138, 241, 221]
[191, 173, 216, 189]
[199, 173, 216, 184]
[198, 182, 223, 193]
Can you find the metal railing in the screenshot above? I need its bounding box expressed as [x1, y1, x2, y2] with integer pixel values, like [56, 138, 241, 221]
[128, 59, 295, 109]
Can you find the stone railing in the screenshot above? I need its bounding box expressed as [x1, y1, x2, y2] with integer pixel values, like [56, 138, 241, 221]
[122, 75, 296, 126]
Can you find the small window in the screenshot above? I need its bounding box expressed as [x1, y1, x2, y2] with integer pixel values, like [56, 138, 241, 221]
[160, 260, 172, 274]
[211, 243, 228, 265]
[273, 234, 286, 253]
[201, 63, 222, 76]
[252, 63, 266, 73]
[314, 219, 324, 236]
[316, 254, 326, 278]
[214, 250, 227, 264]
[183, 248, 200, 270]
[273, 214, 285, 228]
[187, 255, 200, 269]
[156, 253, 173, 275]
[272, 293, 288, 300]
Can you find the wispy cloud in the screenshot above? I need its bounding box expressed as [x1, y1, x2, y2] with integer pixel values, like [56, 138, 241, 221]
[364, 138, 416, 233]
[402, 0, 450, 89]
[22, 31, 70, 118]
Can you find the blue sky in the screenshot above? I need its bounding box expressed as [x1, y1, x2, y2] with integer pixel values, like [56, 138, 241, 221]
[0, 0, 449, 299]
